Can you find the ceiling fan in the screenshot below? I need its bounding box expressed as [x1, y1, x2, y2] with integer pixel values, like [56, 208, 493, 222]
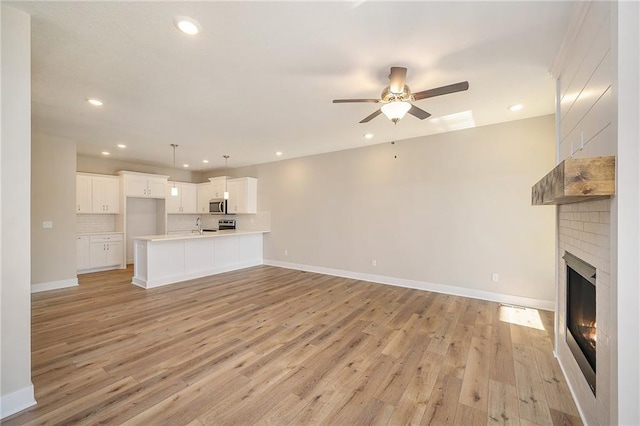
[333, 67, 469, 124]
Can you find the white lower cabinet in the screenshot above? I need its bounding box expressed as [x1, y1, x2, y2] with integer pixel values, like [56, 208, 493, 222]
[77, 236, 90, 270]
[132, 232, 264, 288]
[78, 233, 124, 272]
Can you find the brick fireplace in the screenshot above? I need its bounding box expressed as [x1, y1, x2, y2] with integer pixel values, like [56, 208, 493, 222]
[556, 199, 612, 424]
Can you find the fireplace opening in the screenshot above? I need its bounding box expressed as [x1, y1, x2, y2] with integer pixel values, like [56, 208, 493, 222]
[564, 252, 596, 395]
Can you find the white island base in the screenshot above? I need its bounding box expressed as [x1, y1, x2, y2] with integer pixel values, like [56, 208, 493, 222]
[132, 231, 266, 289]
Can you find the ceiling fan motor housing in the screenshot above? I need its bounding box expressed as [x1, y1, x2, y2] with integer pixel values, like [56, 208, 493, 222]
[381, 85, 413, 103]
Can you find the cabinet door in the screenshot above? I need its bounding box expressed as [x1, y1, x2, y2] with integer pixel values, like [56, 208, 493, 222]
[76, 175, 92, 213]
[147, 177, 167, 198]
[180, 184, 198, 214]
[77, 236, 90, 270]
[89, 243, 107, 268]
[92, 177, 120, 213]
[102, 178, 120, 213]
[209, 177, 227, 199]
[197, 183, 212, 213]
[105, 242, 123, 266]
[227, 179, 244, 214]
[166, 182, 182, 213]
[227, 178, 257, 214]
[125, 176, 149, 197]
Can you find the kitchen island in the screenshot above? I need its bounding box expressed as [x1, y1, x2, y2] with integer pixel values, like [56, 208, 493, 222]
[132, 230, 268, 288]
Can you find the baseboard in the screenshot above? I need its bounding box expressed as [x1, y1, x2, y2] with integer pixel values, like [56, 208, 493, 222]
[263, 259, 555, 311]
[1, 384, 36, 419]
[555, 351, 588, 425]
[31, 278, 78, 293]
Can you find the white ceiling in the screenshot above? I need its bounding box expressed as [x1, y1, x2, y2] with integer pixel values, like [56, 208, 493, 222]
[10, 1, 573, 171]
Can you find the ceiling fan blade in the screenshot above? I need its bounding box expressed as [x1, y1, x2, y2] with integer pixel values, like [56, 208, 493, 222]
[413, 81, 469, 101]
[359, 109, 382, 123]
[389, 67, 407, 94]
[333, 99, 380, 103]
[407, 105, 431, 120]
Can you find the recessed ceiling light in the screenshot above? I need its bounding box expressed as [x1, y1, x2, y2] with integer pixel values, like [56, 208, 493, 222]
[508, 104, 523, 112]
[87, 98, 103, 107]
[101, 151, 110, 156]
[364, 133, 374, 139]
[173, 16, 201, 35]
[183, 164, 189, 168]
[117, 144, 126, 149]
[275, 151, 283, 156]
[202, 159, 209, 164]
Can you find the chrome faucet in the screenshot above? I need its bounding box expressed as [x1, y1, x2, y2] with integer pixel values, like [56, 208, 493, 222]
[196, 217, 202, 234]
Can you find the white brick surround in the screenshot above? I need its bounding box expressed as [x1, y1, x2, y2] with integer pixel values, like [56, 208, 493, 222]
[556, 198, 612, 424]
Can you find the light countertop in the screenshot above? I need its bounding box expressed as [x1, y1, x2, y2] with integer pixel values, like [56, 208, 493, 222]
[78, 231, 124, 236]
[134, 229, 269, 242]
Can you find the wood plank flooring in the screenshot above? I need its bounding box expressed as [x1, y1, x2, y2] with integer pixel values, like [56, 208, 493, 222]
[4, 265, 581, 425]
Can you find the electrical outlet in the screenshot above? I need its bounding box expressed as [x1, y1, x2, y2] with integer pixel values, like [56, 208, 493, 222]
[371, 259, 377, 267]
[284, 250, 288, 256]
[492, 273, 499, 282]
[42, 221, 53, 229]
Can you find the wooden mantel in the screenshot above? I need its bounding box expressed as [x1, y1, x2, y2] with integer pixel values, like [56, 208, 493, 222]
[532, 156, 615, 205]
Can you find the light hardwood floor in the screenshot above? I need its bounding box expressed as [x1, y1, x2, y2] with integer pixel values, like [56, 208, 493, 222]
[4, 265, 581, 425]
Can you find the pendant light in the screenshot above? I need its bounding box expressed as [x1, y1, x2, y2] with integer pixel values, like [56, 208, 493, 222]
[170, 144, 179, 196]
[223, 155, 230, 200]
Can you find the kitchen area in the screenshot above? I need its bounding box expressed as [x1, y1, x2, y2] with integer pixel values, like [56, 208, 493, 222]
[76, 170, 270, 287]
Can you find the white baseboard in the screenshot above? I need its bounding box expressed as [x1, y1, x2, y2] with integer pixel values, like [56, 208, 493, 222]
[263, 259, 555, 311]
[1, 384, 36, 419]
[555, 350, 588, 425]
[31, 278, 78, 293]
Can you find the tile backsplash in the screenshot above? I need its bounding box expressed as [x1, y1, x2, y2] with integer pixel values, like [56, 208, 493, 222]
[79, 211, 271, 235]
[77, 214, 117, 233]
[167, 211, 271, 233]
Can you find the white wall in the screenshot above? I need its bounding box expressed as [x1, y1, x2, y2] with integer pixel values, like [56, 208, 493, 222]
[614, 1, 640, 424]
[31, 133, 77, 289]
[552, 1, 640, 424]
[226, 115, 557, 307]
[553, 3, 616, 423]
[1, 5, 36, 418]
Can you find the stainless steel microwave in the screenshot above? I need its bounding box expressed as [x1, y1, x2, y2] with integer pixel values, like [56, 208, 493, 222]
[209, 199, 227, 214]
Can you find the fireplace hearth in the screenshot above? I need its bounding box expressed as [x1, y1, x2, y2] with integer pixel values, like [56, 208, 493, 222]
[564, 252, 597, 394]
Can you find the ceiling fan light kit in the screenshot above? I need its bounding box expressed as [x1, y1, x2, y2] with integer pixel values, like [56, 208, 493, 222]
[333, 66, 469, 124]
[381, 101, 411, 122]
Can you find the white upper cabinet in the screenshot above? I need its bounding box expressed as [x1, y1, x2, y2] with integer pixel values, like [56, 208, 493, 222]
[76, 174, 93, 213]
[92, 176, 119, 213]
[197, 182, 213, 214]
[209, 176, 228, 199]
[227, 177, 257, 214]
[167, 182, 197, 214]
[76, 173, 119, 214]
[119, 171, 168, 198]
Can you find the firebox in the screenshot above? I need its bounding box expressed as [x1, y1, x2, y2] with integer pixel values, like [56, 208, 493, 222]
[564, 251, 597, 395]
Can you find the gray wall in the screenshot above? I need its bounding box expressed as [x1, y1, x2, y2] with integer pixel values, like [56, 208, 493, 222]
[77, 154, 198, 182]
[1, 4, 35, 416]
[31, 133, 77, 286]
[224, 115, 557, 303]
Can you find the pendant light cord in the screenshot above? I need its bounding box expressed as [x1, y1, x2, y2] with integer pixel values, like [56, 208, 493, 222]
[170, 144, 178, 195]
[223, 155, 230, 200]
